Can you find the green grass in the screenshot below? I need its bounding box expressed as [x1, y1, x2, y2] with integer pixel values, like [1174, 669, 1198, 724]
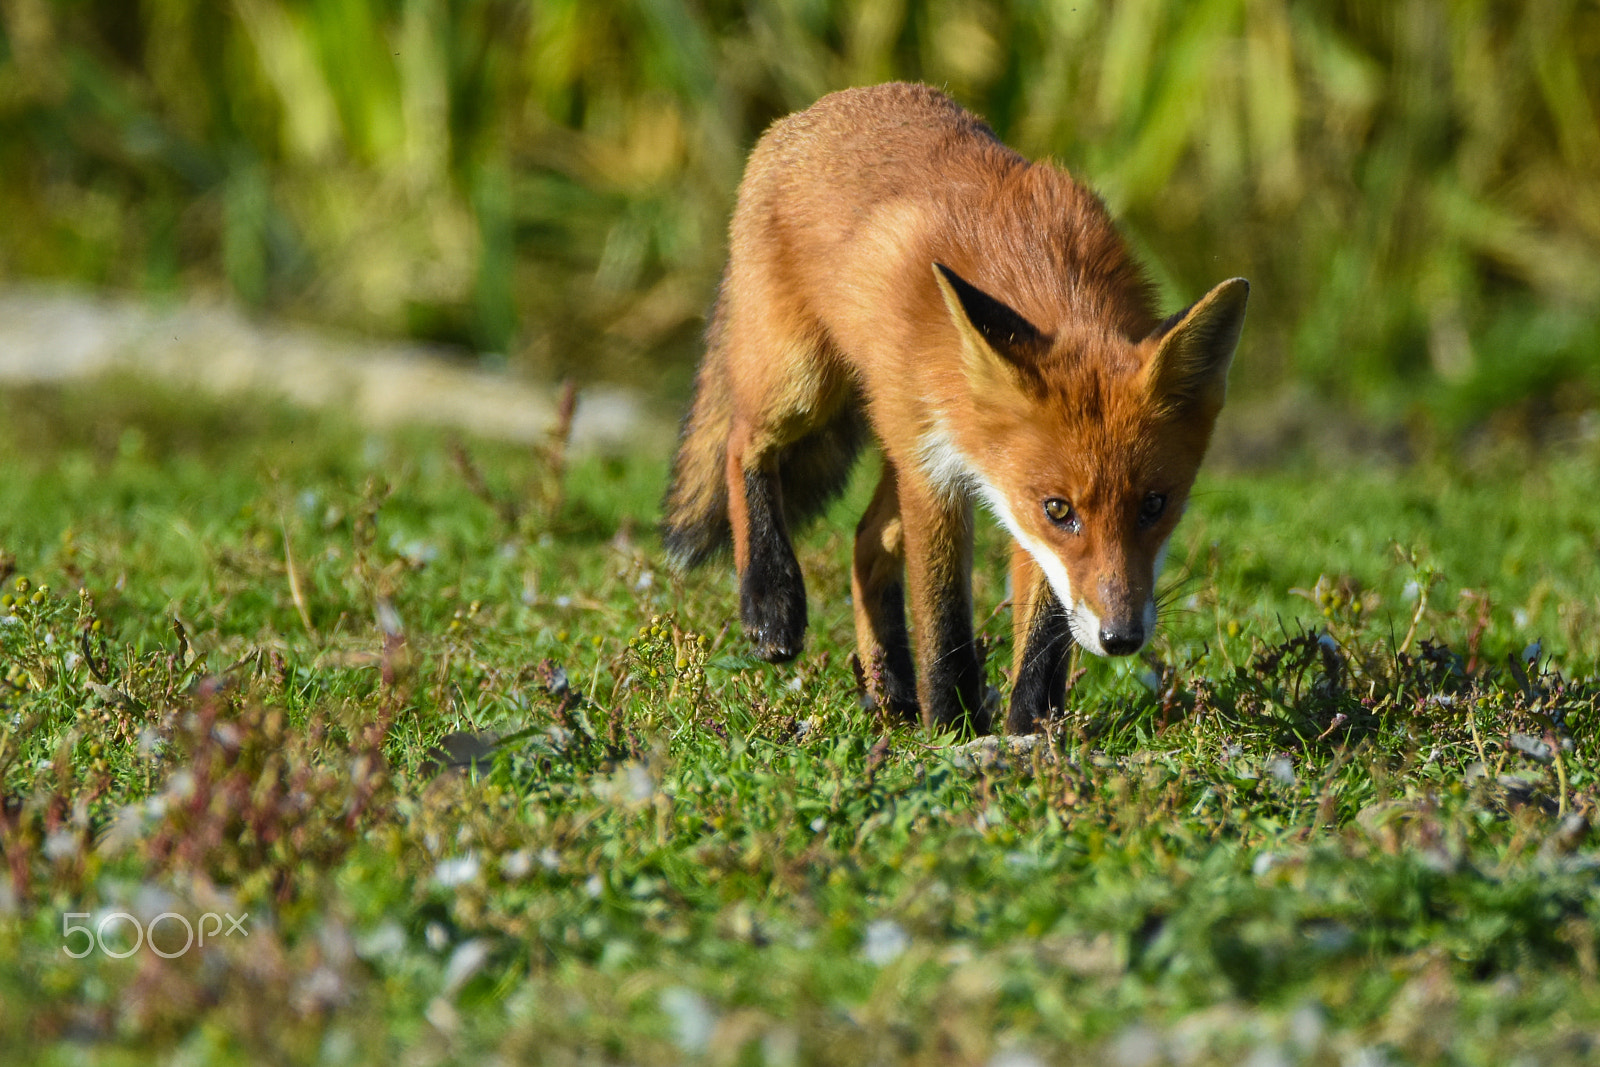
[2, 379, 1600, 1065]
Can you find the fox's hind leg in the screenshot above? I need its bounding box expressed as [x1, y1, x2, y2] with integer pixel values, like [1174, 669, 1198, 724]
[721, 301, 854, 662]
[727, 431, 808, 661]
[850, 463, 919, 722]
[1007, 548, 1074, 734]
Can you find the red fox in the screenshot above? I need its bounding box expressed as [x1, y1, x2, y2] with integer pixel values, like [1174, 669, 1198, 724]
[662, 83, 1247, 736]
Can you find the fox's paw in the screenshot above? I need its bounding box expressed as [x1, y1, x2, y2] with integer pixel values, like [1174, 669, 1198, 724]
[745, 623, 804, 662]
[851, 652, 920, 724]
[741, 579, 806, 662]
[746, 621, 804, 662]
[1004, 702, 1040, 737]
[966, 688, 997, 738]
[1005, 685, 1069, 735]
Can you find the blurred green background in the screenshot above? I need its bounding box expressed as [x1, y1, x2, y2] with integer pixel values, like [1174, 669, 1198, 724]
[2, 0, 1598, 434]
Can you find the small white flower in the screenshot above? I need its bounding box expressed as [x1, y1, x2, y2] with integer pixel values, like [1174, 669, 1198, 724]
[443, 939, 491, 995]
[1110, 1023, 1163, 1067]
[862, 919, 909, 965]
[355, 921, 407, 961]
[433, 854, 481, 888]
[1265, 756, 1296, 785]
[626, 762, 654, 803]
[375, 598, 403, 637]
[660, 987, 715, 1053]
[990, 1051, 1047, 1067]
[499, 850, 533, 880]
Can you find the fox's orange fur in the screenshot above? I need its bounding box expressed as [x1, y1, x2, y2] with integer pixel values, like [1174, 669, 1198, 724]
[663, 84, 1248, 735]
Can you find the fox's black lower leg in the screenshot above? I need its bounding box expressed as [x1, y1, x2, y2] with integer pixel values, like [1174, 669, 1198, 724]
[739, 466, 807, 661]
[855, 576, 919, 721]
[1007, 591, 1073, 734]
[922, 590, 989, 736]
[851, 467, 919, 721]
[904, 496, 990, 737]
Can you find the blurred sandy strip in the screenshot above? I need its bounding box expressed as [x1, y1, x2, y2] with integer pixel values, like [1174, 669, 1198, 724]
[0, 286, 665, 454]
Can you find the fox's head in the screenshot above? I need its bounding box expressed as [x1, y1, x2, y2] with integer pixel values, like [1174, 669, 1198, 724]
[929, 263, 1248, 657]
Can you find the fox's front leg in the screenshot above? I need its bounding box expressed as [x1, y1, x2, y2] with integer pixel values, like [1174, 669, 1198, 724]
[726, 423, 807, 662]
[1007, 547, 1074, 734]
[850, 464, 918, 722]
[900, 484, 989, 735]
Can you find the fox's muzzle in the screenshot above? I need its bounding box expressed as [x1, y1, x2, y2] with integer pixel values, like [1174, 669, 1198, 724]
[1063, 555, 1160, 657]
[1097, 619, 1145, 656]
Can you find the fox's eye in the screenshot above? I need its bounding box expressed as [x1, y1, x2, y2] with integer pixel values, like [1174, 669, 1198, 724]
[1137, 492, 1167, 528]
[1042, 497, 1080, 533]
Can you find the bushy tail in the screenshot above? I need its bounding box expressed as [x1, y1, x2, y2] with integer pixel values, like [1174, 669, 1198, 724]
[661, 379, 869, 572]
[662, 297, 869, 571]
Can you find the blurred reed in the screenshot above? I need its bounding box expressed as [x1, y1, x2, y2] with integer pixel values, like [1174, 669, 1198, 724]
[0, 0, 1596, 426]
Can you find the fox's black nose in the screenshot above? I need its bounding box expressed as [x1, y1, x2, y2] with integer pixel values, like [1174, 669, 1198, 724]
[1099, 625, 1144, 656]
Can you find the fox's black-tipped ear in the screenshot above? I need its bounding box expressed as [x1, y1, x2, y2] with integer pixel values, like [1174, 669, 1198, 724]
[933, 264, 1045, 390]
[1145, 278, 1249, 413]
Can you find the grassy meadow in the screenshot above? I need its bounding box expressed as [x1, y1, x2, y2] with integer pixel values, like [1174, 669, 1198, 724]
[0, 381, 1598, 1064]
[4, 1, 1600, 1063]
